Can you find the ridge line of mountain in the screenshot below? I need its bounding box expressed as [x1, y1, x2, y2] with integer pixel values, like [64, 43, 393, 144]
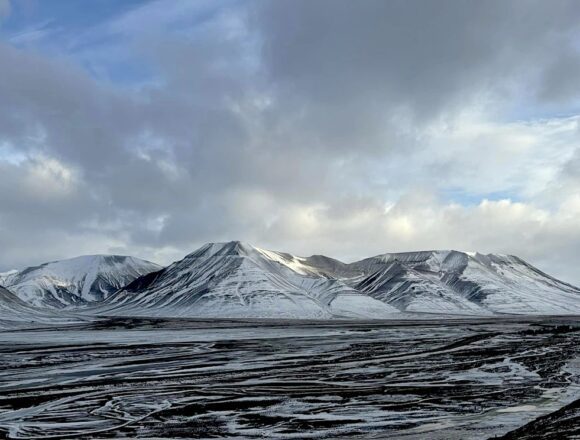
[1, 240, 579, 320]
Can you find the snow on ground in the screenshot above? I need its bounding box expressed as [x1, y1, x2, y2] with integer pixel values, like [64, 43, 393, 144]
[1, 317, 578, 439]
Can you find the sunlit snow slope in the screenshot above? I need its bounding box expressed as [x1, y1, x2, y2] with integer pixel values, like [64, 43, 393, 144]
[1, 255, 161, 308]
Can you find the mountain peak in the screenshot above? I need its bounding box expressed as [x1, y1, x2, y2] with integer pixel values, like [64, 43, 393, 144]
[2, 254, 161, 308]
[188, 241, 257, 258]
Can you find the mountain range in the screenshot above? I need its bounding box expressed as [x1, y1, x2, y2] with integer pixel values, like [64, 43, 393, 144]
[1, 241, 580, 322]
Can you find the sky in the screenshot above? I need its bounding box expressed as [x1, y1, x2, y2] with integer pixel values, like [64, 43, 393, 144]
[0, 0, 580, 284]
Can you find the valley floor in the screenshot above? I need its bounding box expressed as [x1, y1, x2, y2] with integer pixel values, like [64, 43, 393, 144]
[0, 317, 579, 439]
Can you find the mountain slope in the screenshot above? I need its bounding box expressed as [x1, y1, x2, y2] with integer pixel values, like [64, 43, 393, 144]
[351, 250, 580, 315]
[102, 241, 398, 319]
[1, 255, 161, 308]
[0, 286, 86, 329]
[0, 286, 42, 325]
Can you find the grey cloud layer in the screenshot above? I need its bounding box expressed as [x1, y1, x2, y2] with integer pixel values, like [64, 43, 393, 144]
[0, 0, 580, 284]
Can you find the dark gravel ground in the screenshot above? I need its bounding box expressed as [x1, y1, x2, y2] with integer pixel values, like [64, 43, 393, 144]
[0, 316, 579, 439]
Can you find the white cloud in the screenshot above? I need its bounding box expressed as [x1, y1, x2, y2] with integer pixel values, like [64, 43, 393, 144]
[402, 112, 580, 199]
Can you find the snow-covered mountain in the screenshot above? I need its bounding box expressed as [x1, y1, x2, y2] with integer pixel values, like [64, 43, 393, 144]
[1, 255, 161, 309]
[104, 244, 580, 318]
[350, 250, 580, 315]
[102, 241, 398, 319]
[1, 243, 579, 319]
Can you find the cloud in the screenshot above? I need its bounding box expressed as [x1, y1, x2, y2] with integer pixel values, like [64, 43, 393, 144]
[255, 0, 580, 135]
[0, 0, 580, 286]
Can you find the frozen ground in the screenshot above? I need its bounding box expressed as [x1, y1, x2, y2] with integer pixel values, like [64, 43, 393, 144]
[0, 317, 579, 439]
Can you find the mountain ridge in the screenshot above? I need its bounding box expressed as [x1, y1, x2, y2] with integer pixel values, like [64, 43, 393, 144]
[0, 254, 161, 308]
[2, 241, 579, 319]
[103, 241, 398, 319]
[99, 241, 580, 318]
